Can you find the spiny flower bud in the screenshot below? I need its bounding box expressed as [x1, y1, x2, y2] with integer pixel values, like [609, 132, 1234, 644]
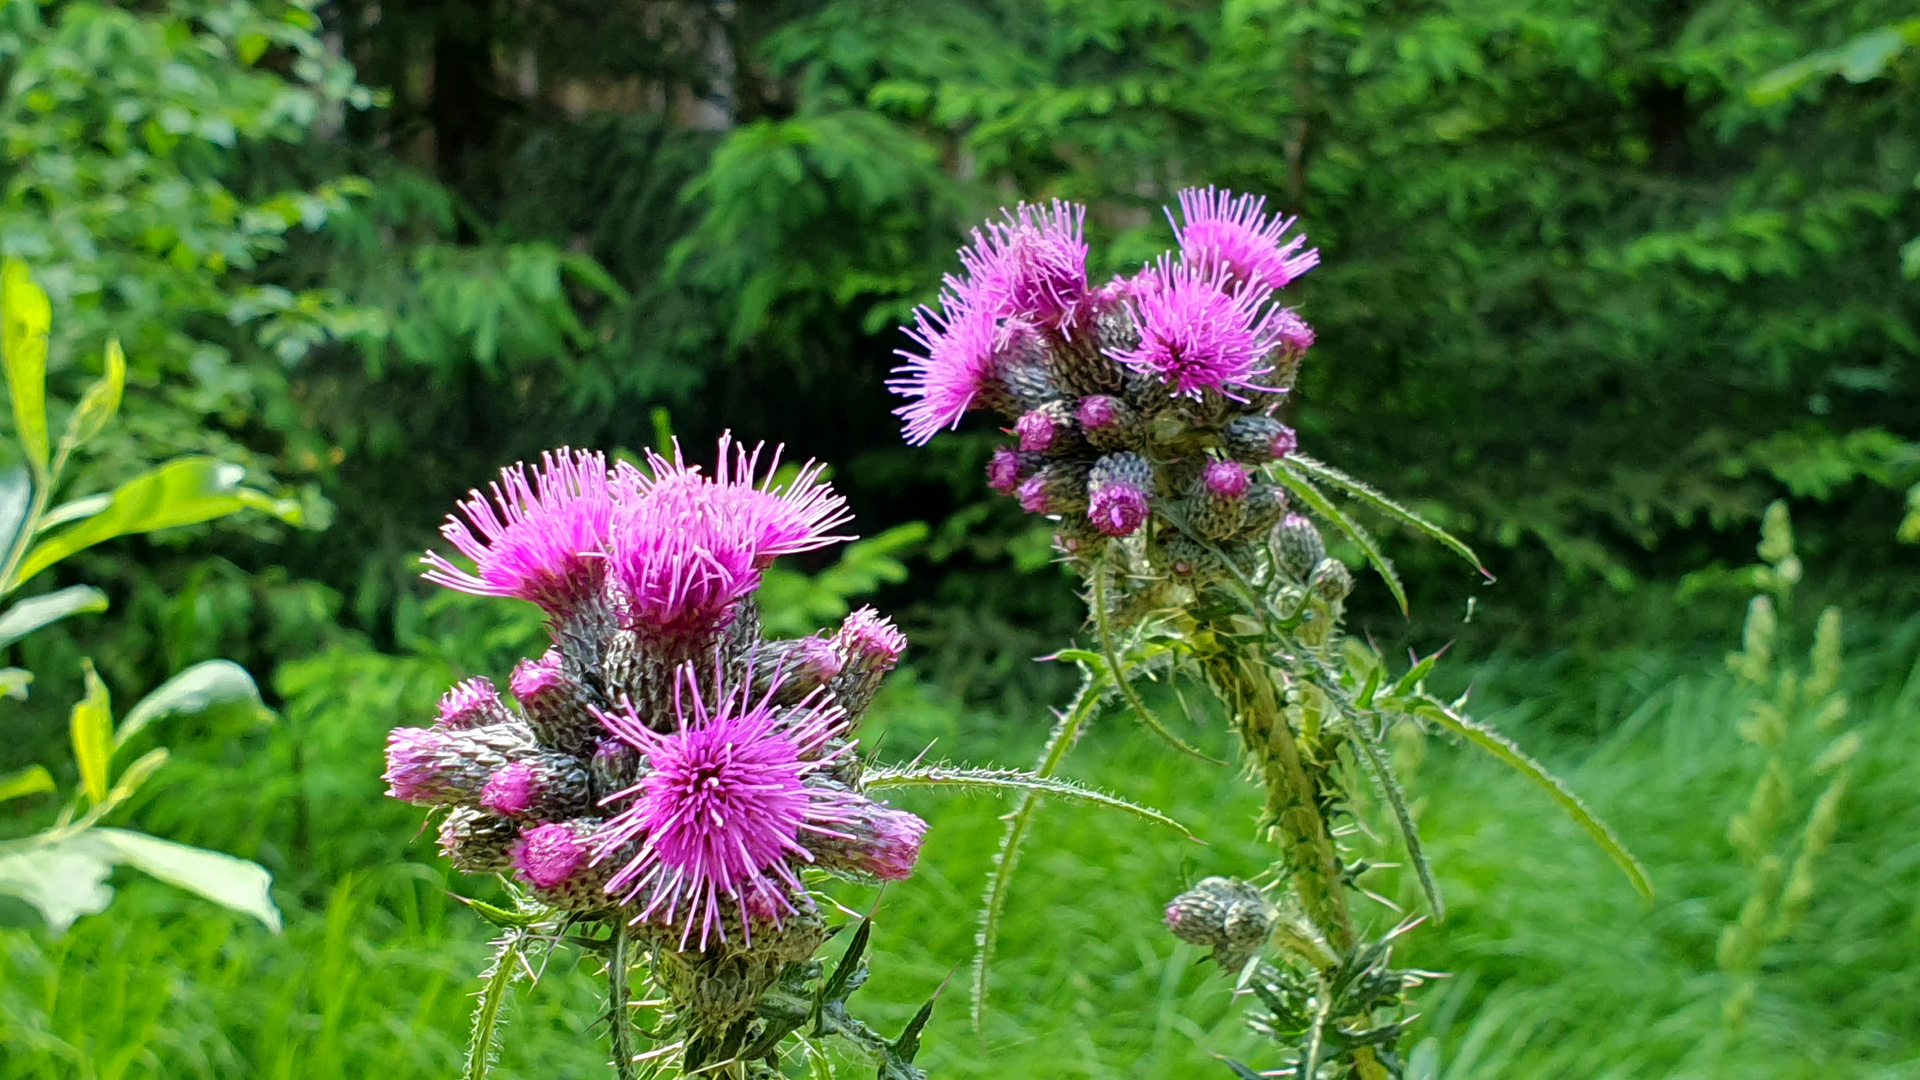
[438, 807, 520, 874]
[1087, 452, 1155, 539]
[1017, 461, 1092, 515]
[590, 736, 642, 800]
[806, 797, 929, 882]
[831, 606, 906, 718]
[1308, 557, 1355, 603]
[1190, 460, 1251, 541]
[750, 635, 845, 705]
[1239, 483, 1288, 538]
[1158, 533, 1228, 583]
[435, 676, 511, 730]
[1014, 400, 1080, 454]
[1272, 512, 1326, 580]
[478, 754, 594, 819]
[986, 446, 1043, 494]
[1165, 876, 1273, 971]
[1000, 351, 1062, 413]
[384, 723, 535, 806]
[510, 819, 620, 912]
[1075, 394, 1140, 452]
[511, 649, 604, 754]
[1223, 416, 1297, 465]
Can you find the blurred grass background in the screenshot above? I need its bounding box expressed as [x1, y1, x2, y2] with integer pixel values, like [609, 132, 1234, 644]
[3, 0, 1919, 1075]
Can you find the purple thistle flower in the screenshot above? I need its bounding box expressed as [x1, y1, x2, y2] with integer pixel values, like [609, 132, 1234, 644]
[480, 762, 542, 816]
[421, 449, 614, 617]
[1014, 409, 1061, 453]
[383, 727, 456, 804]
[513, 822, 590, 889]
[1088, 483, 1150, 538]
[957, 200, 1089, 328]
[1270, 424, 1299, 459]
[888, 296, 1004, 445]
[1112, 258, 1284, 399]
[1169, 186, 1320, 293]
[593, 668, 861, 950]
[1273, 308, 1315, 354]
[436, 676, 508, 730]
[834, 606, 907, 675]
[810, 802, 928, 882]
[1202, 460, 1251, 499]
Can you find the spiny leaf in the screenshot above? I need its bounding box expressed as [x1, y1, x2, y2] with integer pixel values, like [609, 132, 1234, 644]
[1410, 698, 1654, 900]
[466, 931, 524, 1080]
[1283, 455, 1488, 577]
[1092, 560, 1225, 764]
[1348, 726, 1444, 922]
[863, 765, 1198, 840]
[1275, 468, 1408, 615]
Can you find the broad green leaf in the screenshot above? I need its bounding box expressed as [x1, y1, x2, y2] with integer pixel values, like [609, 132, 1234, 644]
[69, 661, 112, 803]
[117, 660, 264, 747]
[1412, 699, 1654, 900]
[0, 839, 114, 932]
[16, 458, 299, 585]
[0, 764, 53, 802]
[36, 493, 112, 533]
[1, 260, 50, 475]
[0, 667, 30, 700]
[88, 828, 281, 931]
[865, 764, 1200, 839]
[0, 585, 108, 649]
[60, 339, 126, 454]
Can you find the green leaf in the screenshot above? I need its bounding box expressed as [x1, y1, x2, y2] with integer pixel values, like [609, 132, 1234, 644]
[1092, 561, 1226, 764]
[0, 466, 30, 574]
[0, 764, 53, 803]
[1411, 698, 1654, 900]
[1283, 455, 1488, 577]
[117, 659, 264, 747]
[1274, 468, 1409, 615]
[36, 493, 112, 533]
[15, 458, 299, 586]
[0, 585, 108, 649]
[0, 667, 29, 700]
[467, 932, 524, 1080]
[1, 259, 51, 475]
[864, 764, 1199, 840]
[0, 839, 114, 932]
[60, 338, 126, 454]
[88, 828, 280, 931]
[69, 661, 112, 804]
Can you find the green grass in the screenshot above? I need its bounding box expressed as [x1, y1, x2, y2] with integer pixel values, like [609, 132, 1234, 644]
[5, 627, 1920, 1079]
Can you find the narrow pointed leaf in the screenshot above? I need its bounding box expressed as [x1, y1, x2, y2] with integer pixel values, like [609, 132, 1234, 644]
[117, 660, 263, 747]
[1, 260, 51, 474]
[62, 339, 125, 453]
[864, 765, 1198, 840]
[0, 466, 30, 572]
[1273, 468, 1409, 614]
[69, 661, 112, 803]
[1412, 699, 1653, 899]
[88, 828, 280, 931]
[1349, 727, 1444, 921]
[0, 764, 53, 803]
[0, 585, 108, 649]
[1284, 455, 1488, 576]
[466, 932, 524, 1080]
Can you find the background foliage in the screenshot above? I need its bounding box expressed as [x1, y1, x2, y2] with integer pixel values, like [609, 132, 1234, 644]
[1, 0, 1917, 1076]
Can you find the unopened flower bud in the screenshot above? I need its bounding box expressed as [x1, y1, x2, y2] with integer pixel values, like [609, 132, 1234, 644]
[1054, 514, 1109, 557]
[807, 798, 928, 882]
[384, 723, 535, 806]
[477, 755, 594, 819]
[1308, 557, 1355, 603]
[1017, 461, 1092, 515]
[1087, 452, 1155, 539]
[510, 819, 619, 912]
[750, 635, 845, 705]
[511, 649, 603, 754]
[1223, 416, 1297, 465]
[438, 807, 520, 874]
[1274, 309, 1315, 354]
[436, 676, 511, 730]
[1271, 513, 1326, 580]
[1075, 395, 1138, 453]
[1158, 533, 1228, 582]
[590, 737, 642, 799]
[831, 606, 906, 718]
[1014, 400, 1080, 454]
[1165, 876, 1272, 971]
[986, 446, 1042, 494]
[1239, 483, 1288, 538]
[1190, 460, 1250, 540]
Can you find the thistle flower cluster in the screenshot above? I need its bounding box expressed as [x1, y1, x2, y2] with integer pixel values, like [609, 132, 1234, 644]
[890, 188, 1318, 586]
[385, 439, 928, 1041]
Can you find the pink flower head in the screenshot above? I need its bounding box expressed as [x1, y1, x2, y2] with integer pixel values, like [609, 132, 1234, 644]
[593, 668, 860, 949]
[436, 677, 507, 730]
[856, 806, 927, 880]
[835, 606, 907, 675]
[513, 822, 589, 889]
[1169, 187, 1320, 293]
[889, 295, 1003, 445]
[607, 436, 852, 641]
[985, 446, 1031, 494]
[1076, 395, 1121, 431]
[1202, 460, 1251, 499]
[1273, 308, 1315, 353]
[957, 200, 1089, 328]
[1088, 483, 1150, 537]
[383, 728, 452, 804]
[1017, 473, 1052, 514]
[1014, 409, 1062, 452]
[480, 761, 542, 816]
[1270, 425, 1299, 459]
[1112, 258, 1284, 399]
[421, 449, 614, 616]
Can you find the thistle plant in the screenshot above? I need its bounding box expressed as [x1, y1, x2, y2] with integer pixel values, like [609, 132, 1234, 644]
[891, 190, 1653, 1076]
[385, 436, 1185, 1078]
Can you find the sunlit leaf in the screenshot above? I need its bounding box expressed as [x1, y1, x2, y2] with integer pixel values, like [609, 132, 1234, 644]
[0, 585, 109, 649]
[88, 828, 281, 931]
[69, 660, 112, 804]
[0, 764, 53, 803]
[1, 260, 51, 475]
[117, 659, 264, 747]
[60, 338, 126, 454]
[0, 840, 114, 933]
[0, 667, 29, 700]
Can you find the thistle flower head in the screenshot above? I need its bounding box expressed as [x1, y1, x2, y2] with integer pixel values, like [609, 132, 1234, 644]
[1202, 460, 1251, 499]
[421, 449, 615, 616]
[436, 676, 507, 730]
[1014, 409, 1063, 452]
[958, 200, 1089, 328]
[1088, 483, 1150, 537]
[480, 762, 542, 816]
[513, 822, 590, 889]
[1169, 186, 1320, 293]
[594, 668, 860, 949]
[985, 446, 1033, 494]
[888, 296, 1004, 445]
[1273, 308, 1316, 354]
[382, 727, 452, 804]
[1113, 257, 1283, 399]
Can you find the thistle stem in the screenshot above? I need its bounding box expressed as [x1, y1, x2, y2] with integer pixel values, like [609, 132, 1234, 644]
[608, 921, 637, 1080]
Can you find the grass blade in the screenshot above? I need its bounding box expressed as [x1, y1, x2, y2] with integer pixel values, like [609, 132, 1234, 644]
[1411, 698, 1654, 900]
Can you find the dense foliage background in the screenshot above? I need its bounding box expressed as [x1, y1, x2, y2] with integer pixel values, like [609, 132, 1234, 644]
[2, 0, 1917, 1076]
